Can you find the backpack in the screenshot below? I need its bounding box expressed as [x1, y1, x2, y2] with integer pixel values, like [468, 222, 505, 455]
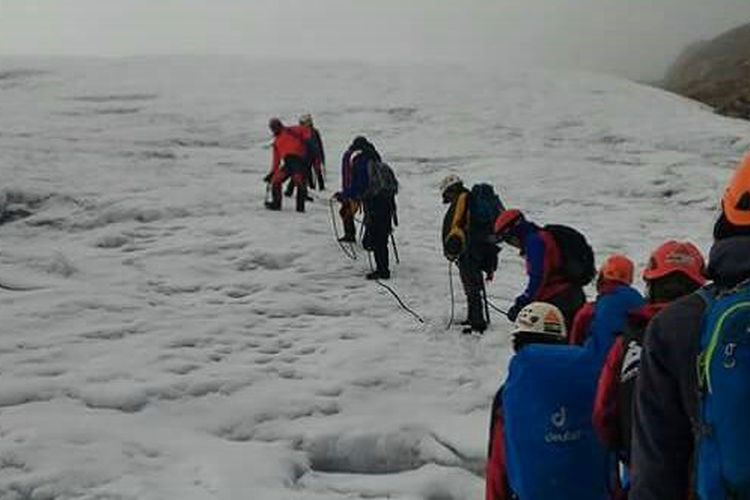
[467, 184, 504, 273]
[502, 344, 609, 500]
[364, 160, 398, 199]
[695, 283, 750, 499]
[616, 323, 646, 462]
[544, 224, 596, 287]
[287, 126, 316, 167]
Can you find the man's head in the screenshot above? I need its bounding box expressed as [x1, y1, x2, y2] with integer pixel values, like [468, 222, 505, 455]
[643, 241, 706, 303]
[268, 118, 283, 136]
[439, 174, 464, 204]
[351, 136, 369, 151]
[715, 153, 750, 240]
[597, 254, 635, 292]
[511, 302, 567, 352]
[494, 209, 525, 248]
[299, 113, 313, 127]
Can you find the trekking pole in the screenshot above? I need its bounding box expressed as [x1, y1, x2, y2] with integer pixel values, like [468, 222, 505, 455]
[367, 252, 425, 325]
[481, 280, 491, 326]
[328, 198, 357, 260]
[391, 234, 400, 265]
[446, 262, 456, 330]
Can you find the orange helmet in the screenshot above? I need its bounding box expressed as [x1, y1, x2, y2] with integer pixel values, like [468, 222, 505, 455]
[599, 254, 635, 285]
[643, 241, 706, 286]
[494, 209, 524, 236]
[722, 154, 750, 226]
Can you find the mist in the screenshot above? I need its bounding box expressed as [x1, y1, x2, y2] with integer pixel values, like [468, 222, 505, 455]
[1, 0, 749, 80]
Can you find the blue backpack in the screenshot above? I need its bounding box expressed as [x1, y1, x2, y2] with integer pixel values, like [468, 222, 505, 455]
[468, 184, 504, 272]
[468, 183, 504, 242]
[502, 344, 609, 500]
[696, 283, 750, 499]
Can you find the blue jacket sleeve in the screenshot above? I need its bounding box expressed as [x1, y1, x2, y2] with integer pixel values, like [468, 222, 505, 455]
[516, 232, 546, 305]
[345, 156, 369, 200]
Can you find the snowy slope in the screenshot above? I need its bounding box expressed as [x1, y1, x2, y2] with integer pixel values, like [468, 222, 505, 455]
[1, 57, 749, 499]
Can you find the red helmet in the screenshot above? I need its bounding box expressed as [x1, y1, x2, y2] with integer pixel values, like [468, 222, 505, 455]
[642, 241, 706, 286]
[494, 209, 524, 236]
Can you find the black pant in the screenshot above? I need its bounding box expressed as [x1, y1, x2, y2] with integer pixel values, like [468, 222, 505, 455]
[271, 156, 307, 212]
[458, 254, 487, 331]
[363, 195, 393, 274]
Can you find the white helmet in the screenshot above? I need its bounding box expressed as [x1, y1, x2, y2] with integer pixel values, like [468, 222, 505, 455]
[512, 302, 567, 339]
[439, 174, 463, 195]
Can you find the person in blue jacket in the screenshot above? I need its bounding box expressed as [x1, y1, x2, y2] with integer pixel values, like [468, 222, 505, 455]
[494, 210, 587, 330]
[335, 136, 394, 280]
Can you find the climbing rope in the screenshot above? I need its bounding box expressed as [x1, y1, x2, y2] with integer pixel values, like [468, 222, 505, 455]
[486, 298, 509, 318]
[367, 252, 424, 325]
[328, 198, 357, 260]
[446, 262, 456, 330]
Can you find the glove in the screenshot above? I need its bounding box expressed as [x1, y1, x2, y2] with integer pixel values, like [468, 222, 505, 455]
[507, 301, 525, 322]
[263, 173, 272, 183]
[444, 235, 463, 262]
[444, 229, 466, 262]
[485, 271, 494, 282]
[333, 191, 343, 202]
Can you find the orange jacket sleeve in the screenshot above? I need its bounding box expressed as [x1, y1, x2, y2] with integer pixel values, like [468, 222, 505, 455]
[593, 336, 625, 449]
[569, 302, 595, 346]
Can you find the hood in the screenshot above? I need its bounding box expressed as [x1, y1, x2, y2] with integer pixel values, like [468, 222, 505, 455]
[707, 237, 750, 289]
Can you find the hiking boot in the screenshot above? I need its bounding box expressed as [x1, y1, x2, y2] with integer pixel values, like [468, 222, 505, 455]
[338, 235, 356, 243]
[296, 186, 307, 213]
[462, 326, 485, 335]
[305, 195, 314, 202]
[265, 201, 281, 211]
[459, 319, 471, 326]
[366, 270, 390, 280]
[284, 184, 295, 197]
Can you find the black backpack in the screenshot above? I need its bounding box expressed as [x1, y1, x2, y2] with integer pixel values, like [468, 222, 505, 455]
[543, 224, 596, 287]
[468, 184, 504, 273]
[364, 160, 398, 199]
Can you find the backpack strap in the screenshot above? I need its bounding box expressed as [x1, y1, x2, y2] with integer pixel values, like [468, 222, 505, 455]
[696, 285, 718, 393]
[696, 285, 717, 309]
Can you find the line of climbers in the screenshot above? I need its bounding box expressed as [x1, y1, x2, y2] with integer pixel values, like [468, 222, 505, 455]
[482, 153, 750, 499]
[263, 116, 399, 280]
[263, 116, 750, 499]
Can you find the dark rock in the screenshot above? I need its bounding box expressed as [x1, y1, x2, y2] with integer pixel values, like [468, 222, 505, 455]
[663, 23, 750, 121]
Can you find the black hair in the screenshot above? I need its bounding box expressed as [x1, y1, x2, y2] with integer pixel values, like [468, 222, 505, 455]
[512, 332, 566, 353]
[714, 213, 750, 241]
[647, 272, 702, 303]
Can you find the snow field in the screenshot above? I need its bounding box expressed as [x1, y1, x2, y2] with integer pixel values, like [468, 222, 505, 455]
[1, 57, 749, 499]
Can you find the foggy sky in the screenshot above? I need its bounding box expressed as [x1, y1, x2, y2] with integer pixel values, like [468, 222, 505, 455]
[1, 0, 749, 80]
